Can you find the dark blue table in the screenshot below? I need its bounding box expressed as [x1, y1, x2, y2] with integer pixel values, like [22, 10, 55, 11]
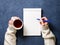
[0, 0, 60, 45]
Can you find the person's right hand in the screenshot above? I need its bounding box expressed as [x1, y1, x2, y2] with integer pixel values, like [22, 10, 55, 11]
[40, 17, 48, 26]
[40, 17, 49, 30]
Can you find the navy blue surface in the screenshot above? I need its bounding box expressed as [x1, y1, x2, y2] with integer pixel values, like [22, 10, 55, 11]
[0, 0, 60, 45]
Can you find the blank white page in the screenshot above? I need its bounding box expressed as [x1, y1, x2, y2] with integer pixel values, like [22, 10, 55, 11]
[23, 8, 42, 36]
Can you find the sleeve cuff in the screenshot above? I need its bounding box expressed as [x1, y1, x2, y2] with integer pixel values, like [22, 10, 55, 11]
[41, 25, 55, 39]
[6, 26, 17, 34]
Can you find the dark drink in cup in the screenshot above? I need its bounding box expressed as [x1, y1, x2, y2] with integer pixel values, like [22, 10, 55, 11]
[13, 19, 22, 28]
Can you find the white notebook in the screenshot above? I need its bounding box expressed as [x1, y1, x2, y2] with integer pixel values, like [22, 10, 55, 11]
[23, 8, 42, 36]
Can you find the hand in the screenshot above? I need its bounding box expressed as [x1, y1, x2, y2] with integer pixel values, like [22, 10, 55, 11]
[40, 17, 48, 26]
[8, 16, 20, 27]
[40, 17, 49, 30]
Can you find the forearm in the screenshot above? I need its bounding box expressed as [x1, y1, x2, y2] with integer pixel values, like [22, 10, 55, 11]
[44, 38, 55, 45]
[4, 26, 17, 45]
[42, 26, 55, 45]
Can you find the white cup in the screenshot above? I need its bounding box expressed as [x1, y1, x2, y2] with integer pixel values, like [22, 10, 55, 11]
[11, 16, 23, 30]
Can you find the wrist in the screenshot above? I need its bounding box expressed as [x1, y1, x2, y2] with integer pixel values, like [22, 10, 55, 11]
[41, 24, 49, 30]
[6, 25, 17, 34]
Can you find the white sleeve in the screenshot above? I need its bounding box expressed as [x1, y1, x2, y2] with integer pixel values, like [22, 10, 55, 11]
[4, 26, 17, 45]
[41, 25, 56, 45]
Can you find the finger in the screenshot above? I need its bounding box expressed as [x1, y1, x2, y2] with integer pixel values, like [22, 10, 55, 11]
[40, 19, 43, 24]
[44, 22, 48, 25]
[9, 20, 13, 25]
[40, 20, 45, 26]
[11, 16, 20, 21]
[41, 17, 48, 21]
